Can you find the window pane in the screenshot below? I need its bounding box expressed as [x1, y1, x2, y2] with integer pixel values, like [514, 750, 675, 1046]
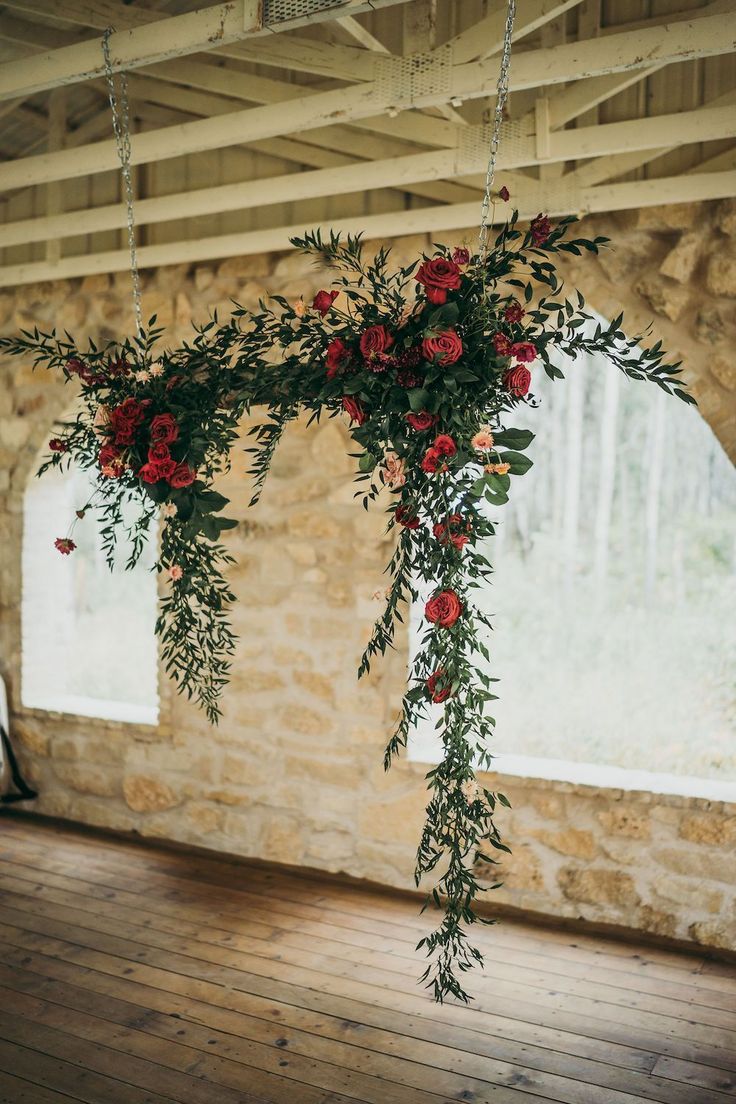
[410, 322, 736, 784]
[22, 462, 159, 725]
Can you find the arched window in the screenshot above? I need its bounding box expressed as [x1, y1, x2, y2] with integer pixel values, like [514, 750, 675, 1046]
[22, 454, 159, 725]
[410, 316, 736, 793]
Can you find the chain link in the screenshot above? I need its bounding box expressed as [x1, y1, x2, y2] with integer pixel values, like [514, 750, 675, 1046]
[101, 28, 143, 337]
[477, 0, 516, 265]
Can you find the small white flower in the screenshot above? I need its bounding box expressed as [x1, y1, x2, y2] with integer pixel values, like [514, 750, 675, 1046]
[162, 502, 177, 518]
[134, 369, 151, 383]
[149, 361, 164, 378]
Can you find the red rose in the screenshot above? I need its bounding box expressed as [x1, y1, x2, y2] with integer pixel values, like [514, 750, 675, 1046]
[452, 247, 470, 266]
[107, 358, 129, 377]
[512, 341, 537, 363]
[110, 397, 146, 446]
[493, 333, 512, 357]
[169, 462, 197, 488]
[434, 513, 470, 550]
[427, 668, 452, 703]
[425, 589, 463, 628]
[503, 364, 532, 397]
[326, 338, 350, 379]
[433, 434, 456, 458]
[395, 504, 420, 529]
[530, 213, 551, 246]
[312, 289, 339, 316]
[499, 185, 510, 202]
[342, 396, 366, 425]
[422, 330, 463, 366]
[416, 257, 461, 305]
[421, 447, 443, 474]
[406, 411, 437, 432]
[54, 537, 76, 555]
[360, 325, 393, 359]
[148, 442, 172, 464]
[49, 438, 68, 452]
[504, 302, 524, 323]
[150, 413, 179, 445]
[98, 443, 121, 467]
[139, 458, 176, 483]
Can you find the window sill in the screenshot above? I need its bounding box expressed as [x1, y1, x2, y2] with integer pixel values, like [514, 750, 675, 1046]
[21, 694, 158, 728]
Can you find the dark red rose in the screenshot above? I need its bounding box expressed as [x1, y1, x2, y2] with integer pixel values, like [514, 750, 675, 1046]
[98, 443, 121, 468]
[511, 341, 537, 363]
[49, 438, 68, 452]
[416, 257, 462, 305]
[452, 247, 470, 266]
[493, 333, 512, 357]
[421, 447, 443, 474]
[395, 504, 420, 530]
[139, 457, 176, 483]
[422, 329, 463, 366]
[425, 589, 463, 628]
[312, 289, 339, 316]
[148, 441, 172, 464]
[433, 434, 456, 458]
[530, 213, 551, 246]
[107, 358, 129, 377]
[110, 397, 146, 446]
[326, 337, 350, 379]
[433, 513, 470, 550]
[169, 462, 197, 488]
[341, 396, 366, 425]
[503, 364, 532, 397]
[150, 413, 179, 445]
[499, 185, 510, 202]
[54, 537, 76, 555]
[406, 411, 437, 432]
[504, 301, 524, 323]
[427, 668, 452, 703]
[360, 325, 393, 359]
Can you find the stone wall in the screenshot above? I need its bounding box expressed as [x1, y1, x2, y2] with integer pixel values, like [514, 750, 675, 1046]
[1, 202, 735, 955]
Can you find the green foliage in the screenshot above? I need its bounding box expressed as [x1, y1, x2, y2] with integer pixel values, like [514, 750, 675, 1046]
[0, 207, 691, 1001]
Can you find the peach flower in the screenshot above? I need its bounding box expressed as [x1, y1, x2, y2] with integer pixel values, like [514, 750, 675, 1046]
[161, 502, 178, 518]
[149, 361, 164, 378]
[134, 369, 151, 383]
[167, 564, 183, 581]
[93, 404, 111, 440]
[460, 778, 481, 804]
[471, 425, 495, 452]
[484, 462, 510, 475]
[294, 299, 306, 317]
[383, 450, 406, 490]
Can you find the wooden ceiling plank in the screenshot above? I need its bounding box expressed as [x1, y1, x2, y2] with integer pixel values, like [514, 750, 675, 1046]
[1, 169, 733, 288]
[1, 12, 733, 186]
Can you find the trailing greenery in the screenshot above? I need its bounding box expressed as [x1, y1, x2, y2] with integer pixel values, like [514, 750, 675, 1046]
[0, 206, 692, 1000]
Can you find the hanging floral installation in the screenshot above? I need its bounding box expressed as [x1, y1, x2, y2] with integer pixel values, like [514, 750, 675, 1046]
[0, 204, 693, 1001]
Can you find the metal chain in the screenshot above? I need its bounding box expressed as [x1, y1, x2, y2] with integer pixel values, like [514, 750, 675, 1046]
[101, 28, 143, 337]
[477, 0, 516, 265]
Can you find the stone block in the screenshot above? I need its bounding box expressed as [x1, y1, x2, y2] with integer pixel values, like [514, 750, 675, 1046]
[558, 867, 640, 909]
[123, 774, 180, 813]
[706, 249, 736, 298]
[532, 827, 597, 860]
[679, 813, 736, 846]
[634, 274, 690, 322]
[53, 762, 119, 798]
[659, 231, 704, 284]
[259, 815, 306, 864]
[638, 905, 678, 939]
[597, 807, 651, 839]
[652, 873, 723, 915]
[688, 919, 736, 950]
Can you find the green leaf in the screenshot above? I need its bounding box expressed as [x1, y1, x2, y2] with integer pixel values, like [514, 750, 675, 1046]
[494, 427, 534, 451]
[408, 388, 430, 412]
[499, 450, 533, 475]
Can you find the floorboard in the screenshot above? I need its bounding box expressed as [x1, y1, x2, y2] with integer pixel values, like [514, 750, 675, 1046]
[0, 815, 734, 1104]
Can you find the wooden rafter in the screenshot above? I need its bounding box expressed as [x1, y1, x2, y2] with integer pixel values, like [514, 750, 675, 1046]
[1, 13, 733, 189]
[0, 169, 732, 288]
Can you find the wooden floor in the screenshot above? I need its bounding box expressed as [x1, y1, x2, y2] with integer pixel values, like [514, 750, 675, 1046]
[0, 819, 734, 1104]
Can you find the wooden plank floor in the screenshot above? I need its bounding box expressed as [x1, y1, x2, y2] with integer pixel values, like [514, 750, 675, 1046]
[0, 818, 734, 1104]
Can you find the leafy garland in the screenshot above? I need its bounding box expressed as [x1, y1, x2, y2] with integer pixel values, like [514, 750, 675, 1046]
[0, 204, 692, 1002]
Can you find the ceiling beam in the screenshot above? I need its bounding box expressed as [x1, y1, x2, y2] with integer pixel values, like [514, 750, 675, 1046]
[0, 0, 413, 100]
[1, 169, 732, 289]
[448, 0, 585, 65]
[3, 104, 735, 249]
[1, 13, 732, 188]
